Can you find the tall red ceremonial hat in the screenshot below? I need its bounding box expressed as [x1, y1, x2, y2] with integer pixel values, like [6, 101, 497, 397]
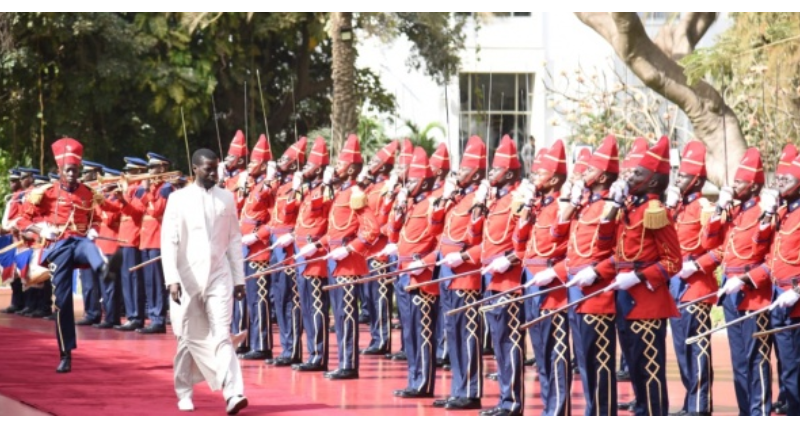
[622, 137, 649, 171]
[572, 148, 592, 175]
[776, 144, 798, 176]
[461, 136, 486, 169]
[283, 136, 307, 164]
[540, 139, 567, 175]
[492, 135, 521, 169]
[251, 134, 273, 162]
[638, 136, 671, 175]
[308, 136, 329, 166]
[399, 139, 414, 167]
[339, 134, 363, 164]
[587, 135, 619, 174]
[430, 143, 450, 170]
[735, 147, 764, 183]
[678, 140, 706, 177]
[531, 148, 548, 173]
[227, 130, 248, 158]
[375, 140, 398, 166]
[408, 146, 433, 179]
[787, 149, 800, 180]
[52, 138, 84, 167]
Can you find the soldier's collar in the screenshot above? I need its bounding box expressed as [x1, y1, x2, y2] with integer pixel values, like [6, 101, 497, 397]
[310, 180, 321, 190]
[683, 192, 701, 204]
[255, 174, 266, 183]
[542, 195, 556, 206]
[340, 180, 353, 191]
[788, 198, 800, 213]
[497, 181, 520, 199]
[375, 174, 387, 183]
[589, 191, 606, 204]
[742, 197, 758, 211]
[282, 174, 293, 184]
[631, 193, 658, 208]
[59, 182, 78, 193]
[462, 184, 478, 195]
[414, 191, 429, 204]
[433, 180, 443, 190]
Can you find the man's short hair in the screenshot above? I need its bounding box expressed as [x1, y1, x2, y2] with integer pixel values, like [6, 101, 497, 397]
[192, 148, 218, 166]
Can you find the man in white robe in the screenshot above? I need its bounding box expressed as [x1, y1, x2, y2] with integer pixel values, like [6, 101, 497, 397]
[161, 148, 248, 415]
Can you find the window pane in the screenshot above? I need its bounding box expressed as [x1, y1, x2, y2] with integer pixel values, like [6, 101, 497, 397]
[517, 74, 533, 112]
[513, 12, 531, 17]
[459, 73, 469, 111]
[493, 12, 511, 17]
[489, 74, 516, 111]
[470, 74, 490, 112]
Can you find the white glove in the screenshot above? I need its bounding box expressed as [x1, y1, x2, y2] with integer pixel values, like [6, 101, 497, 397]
[572, 267, 598, 287]
[560, 180, 573, 200]
[482, 255, 511, 275]
[717, 186, 734, 209]
[408, 260, 427, 276]
[297, 243, 318, 258]
[386, 172, 399, 189]
[323, 166, 335, 184]
[519, 179, 535, 204]
[610, 180, 629, 204]
[610, 271, 641, 291]
[570, 179, 585, 205]
[442, 252, 465, 268]
[442, 176, 457, 199]
[328, 246, 350, 261]
[292, 171, 303, 191]
[266, 161, 278, 182]
[275, 233, 295, 248]
[474, 180, 490, 204]
[217, 161, 227, 179]
[773, 289, 800, 309]
[242, 233, 258, 246]
[665, 186, 681, 208]
[396, 188, 408, 205]
[86, 228, 99, 241]
[720, 276, 744, 295]
[531, 268, 558, 287]
[761, 189, 779, 215]
[378, 243, 398, 257]
[39, 225, 58, 241]
[679, 261, 699, 279]
[357, 167, 370, 183]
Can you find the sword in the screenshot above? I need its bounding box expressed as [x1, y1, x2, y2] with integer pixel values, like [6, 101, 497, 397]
[244, 255, 328, 281]
[686, 305, 773, 345]
[445, 283, 525, 317]
[323, 261, 441, 292]
[677, 291, 719, 310]
[752, 321, 800, 339]
[243, 243, 283, 262]
[520, 286, 612, 331]
[129, 256, 161, 272]
[479, 281, 576, 313]
[404, 267, 484, 293]
[369, 259, 399, 274]
[94, 235, 129, 244]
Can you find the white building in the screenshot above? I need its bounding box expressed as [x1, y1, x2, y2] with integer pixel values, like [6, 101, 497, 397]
[357, 12, 730, 169]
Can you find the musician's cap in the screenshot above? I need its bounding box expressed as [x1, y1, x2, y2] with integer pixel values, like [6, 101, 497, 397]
[17, 167, 41, 175]
[103, 168, 122, 177]
[375, 140, 398, 166]
[123, 157, 148, 170]
[398, 139, 414, 167]
[638, 136, 671, 175]
[146, 152, 171, 166]
[8, 168, 20, 180]
[82, 160, 104, 173]
[33, 174, 49, 186]
[51, 138, 84, 167]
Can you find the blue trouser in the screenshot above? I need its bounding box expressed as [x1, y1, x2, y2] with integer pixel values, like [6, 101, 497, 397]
[297, 264, 330, 367]
[440, 263, 483, 400]
[100, 254, 121, 324]
[270, 236, 302, 361]
[328, 259, 359, 370]
[772, 285, 800, 416]
[669, 276, 713, 414]
[526, 269, 571, 416]
[359, 280, 371, 322]
[119, 247, 144, 323]
[722, 289, 772, 416]
[483, 273, 525, 413]
[9, 278, 24, 310]
[406, 281, 439, 395]
[42, 237, 105, 352]
[243, 260, 272, 353]
[436, 298, 448, 363]
[364, 258, 394, 351]
[394, 269, 412, 356]
[79, 267, 101, 321]
[141, 248, 166, 326]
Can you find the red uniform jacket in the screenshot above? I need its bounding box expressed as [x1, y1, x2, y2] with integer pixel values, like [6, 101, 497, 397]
[128, 182, 174, 250]
[386, 192, 444, 295]
[18, 183, 100, 240]
[671, 193, 719, 304]
[465, 182, 522, 292]
[552, 192, 617, 314]
[224, 169, 248, 215]
[96, 193, 122, 255]
[319, 181, 379, 277]
[295, 182, 332, 277]
[595, 195, 681, 320]
[428, 186, 483, 291]
[702, 197, 773, 311]
[750, 199, 800, 317]
[117, 183, 143, 249]
[364, 177, 390, 260]
[514, 196, 569, 309]
[240, 175, 273, 262]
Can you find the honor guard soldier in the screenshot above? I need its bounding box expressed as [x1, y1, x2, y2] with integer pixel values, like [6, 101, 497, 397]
[550, 135, 619, 415]
[595, 136, 681, 416]
[1, 168, 25, 314]
[665, 140, 718, 416]
[386, 147, 445, 399]
[467, 135, 526, 416]
[114, 157, 148, 331]
[516, 140, 572, 416]
[236, 134, 274, 359]
[15, 138, 107, 373]
[296, 134, 379, 380]
[360, 140, 399, 355]
[429, 143, 451, 368]
[76, 160, 105, 325]
[221, 130, 250, 213]
[93, 167, 124, 329]
[428, 136, 487, 410]
[292, 137, 333, 372]
[262, 137, 307, 366]
[702, 148, 774, 416]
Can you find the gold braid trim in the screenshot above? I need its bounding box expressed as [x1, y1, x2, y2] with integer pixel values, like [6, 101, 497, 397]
[644, 200, 669, 230]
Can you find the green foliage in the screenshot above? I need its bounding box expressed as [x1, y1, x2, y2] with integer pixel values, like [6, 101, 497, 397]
[402, 120, 445, 155]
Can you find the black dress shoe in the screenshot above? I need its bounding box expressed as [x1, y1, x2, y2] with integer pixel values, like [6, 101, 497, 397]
[114, 321, 143, 331]
[15, 307, 31, 315]
[391, 322, 401, 330]
[324, 369, 341, 379]
[481, 347, 494, 356]
[486, 372, 499, 381]
[29, 310, 48, 318]
[327, 369, 358, 380]
[358, 314, 370, 324]
[395, 389, 433, 399]
[136, 325, 166, 334]
[493, 408, 522, 416]
[616, 369, 630, 381]
[273, 357, 301, 367]
[292, 362, 327, 372]
[76, 318, 100, 326]
[669, 409, 688, 416]
[93, 322, 117, 329]
[435, 358, 450, 368]
[618, 399, 636, 411]
[433, 398, 454, 408]
[240, 350, 271, 360]
[43, 313, 56, 321]
[479, 407, 502, 416]
[235, 345, 250, 355]
[524, 358, 536, 366]
[360, 346, 389, 356]
[1, 305, 20, 314]
[446, 397, 482, 410]
[393, 388, 412, 397]
[56, 352, 71, 373]
[390, 352, 408, 361]
[443, 364, 451, 371]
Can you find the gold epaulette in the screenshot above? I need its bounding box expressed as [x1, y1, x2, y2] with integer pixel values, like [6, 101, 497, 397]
[86, 184, 105, 206]
[350, 186, 367, 210]
[27, 184, 53, 206]
[644, 199, 670, 229]
[698, 197, 715, 226]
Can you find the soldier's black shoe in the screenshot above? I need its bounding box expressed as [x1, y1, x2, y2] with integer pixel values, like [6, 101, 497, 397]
[774, 401, 788, 415]
[29, 310, 48, 318]
[395, 389, 433, 399]
[114, 320, 143, 331]
[136, 325, 166, 334]
[15, 307, 31, 316]
[325, 369, 358, 380]
[76, 318, 100, 326]
[56, 352, 72, 373]
[292, 362, 327, 372]
[358, 314, 370, 324]
[524, 358, 536, 367]
[239, 350, 271, 360]
[93, 322, 117, 329]
[446, 398, 482, 410]
[435, 358, 450, 368]
[1, 305, 20, 314]
[390, 352, 408, 361]
[618, 399, 636, 411]
[481, 346, 494, 356]
[669, 409, 688, 416]
[479, 407, 502, 416]
[493, 408, 522, 416]
[391, 322, 401, 330]
[273, 357, 302, 367]
[616, 369, 631, 381]
[486, 372, 499, 381]
[42, 313, 56, 321]
[235, 345, 249, 355]
[360, 346, 389, 356]
[432, 398, 455, 408]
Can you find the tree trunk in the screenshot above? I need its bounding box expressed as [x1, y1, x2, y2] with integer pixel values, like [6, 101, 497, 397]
[576, 12, 745, 186]
[330, 12, 357, 155]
